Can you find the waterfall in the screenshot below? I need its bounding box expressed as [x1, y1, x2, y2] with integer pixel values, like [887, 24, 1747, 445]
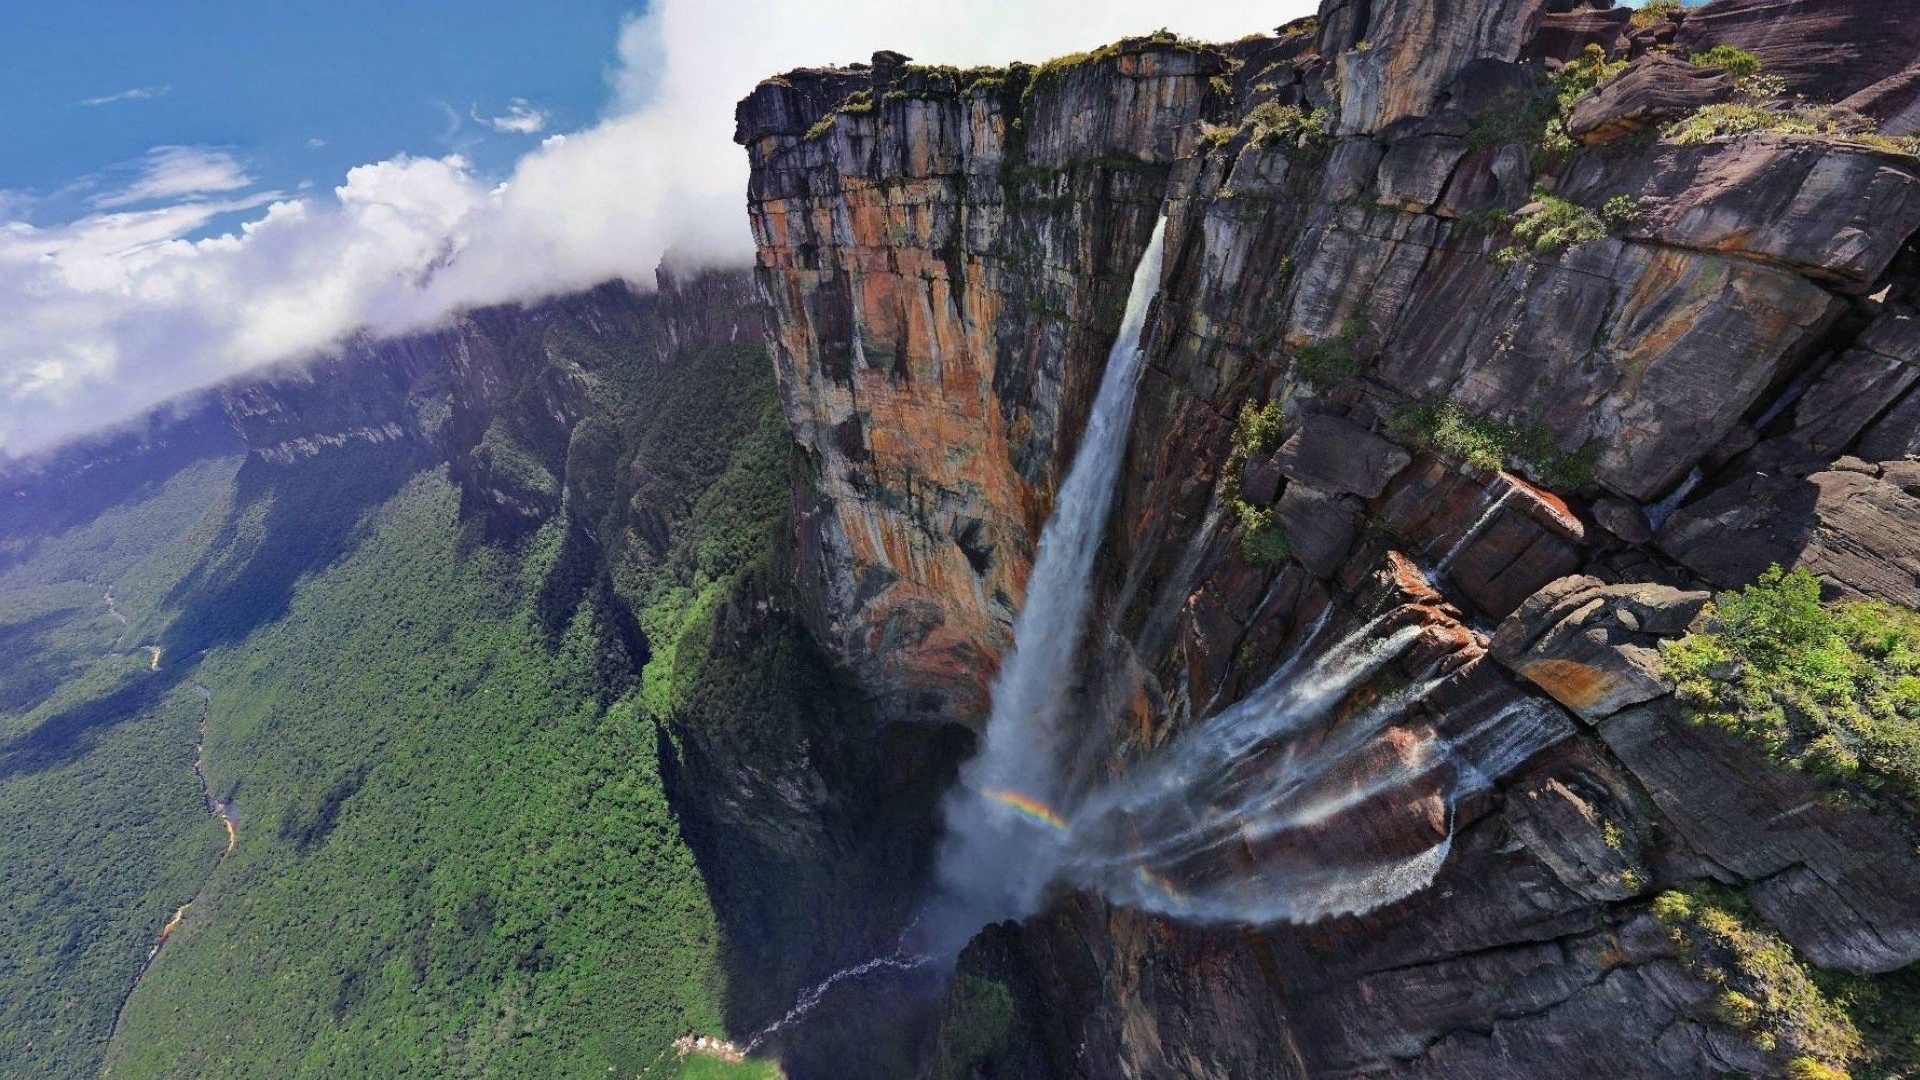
[917, 215, 1169, 958]
[909, 213, 1563, 956]
[1433, 485, 1514, 577]
[749, 213, 1573, 1049]
[742, 954, 933, 1053]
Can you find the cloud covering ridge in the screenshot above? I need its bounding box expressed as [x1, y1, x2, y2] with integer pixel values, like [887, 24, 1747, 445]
[0, 0, 1301, 456]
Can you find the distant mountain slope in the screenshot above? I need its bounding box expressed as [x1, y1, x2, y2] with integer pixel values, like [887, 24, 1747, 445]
[0, 271, 943, 1079]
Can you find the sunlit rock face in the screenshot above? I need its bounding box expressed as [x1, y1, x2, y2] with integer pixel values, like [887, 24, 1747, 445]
[742, 0, 1920, 1076]
[738, 40, 1221, 725]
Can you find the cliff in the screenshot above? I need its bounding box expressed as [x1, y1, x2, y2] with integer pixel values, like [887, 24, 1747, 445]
[738, 1, 1920, 1076]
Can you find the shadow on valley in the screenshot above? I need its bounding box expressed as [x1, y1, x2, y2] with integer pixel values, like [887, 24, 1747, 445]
[0, 441, 423, 782]
[0, 608, 90, 716]
[0, 402, 242, 573]
[653, 606, 971, 1080]
[0, 677, 167, 782]
[158, 440, 425, 658]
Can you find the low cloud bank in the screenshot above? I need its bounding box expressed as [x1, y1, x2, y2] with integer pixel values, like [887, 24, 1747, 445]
[0, 0, 1299, 456]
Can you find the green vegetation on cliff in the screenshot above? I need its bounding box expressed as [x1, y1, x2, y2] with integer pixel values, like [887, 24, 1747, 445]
[1662, 566, 1920, 812]
[1654, 885, 1920, 1079]
[934, 975, 1018, 1080]
[1390, 399, 1596, 489]
[1654, 885, 1863, 1073]
[1223, 401, 1292, 567]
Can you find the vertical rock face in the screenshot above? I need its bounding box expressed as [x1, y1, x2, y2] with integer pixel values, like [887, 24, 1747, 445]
[1672, 0, 1920, 103]
[739, 40, 1222, 724]
[1320, 0, 1550, 133]
[742, 1, 1920, 1077]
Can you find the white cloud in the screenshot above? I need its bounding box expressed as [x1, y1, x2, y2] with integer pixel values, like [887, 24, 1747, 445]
[77, 85, 170, 107]
[92, 146, 253, 209]
[477, 98, 550, 134]
[1, 0, 1308, 456]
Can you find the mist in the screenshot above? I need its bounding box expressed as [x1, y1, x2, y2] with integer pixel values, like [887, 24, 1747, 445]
[0, 0, 1307, 457]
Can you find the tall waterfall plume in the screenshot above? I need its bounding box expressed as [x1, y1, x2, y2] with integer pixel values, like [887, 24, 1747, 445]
[916, 215, 1169, 957]
[903, 213, 1569, 958]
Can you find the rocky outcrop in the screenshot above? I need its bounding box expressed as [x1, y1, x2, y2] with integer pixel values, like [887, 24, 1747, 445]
[1319, 0, 1550, 134]
[1657, 461, 1920, 606]
[1561, 135, 1920, 284]
[1566, 53, 1734, 144]
[740, 0, 1920, 1077]
[1273, 412, 1412, 499]
[1843, 63, 1920, 135]
[1491, 576, 1707, 722]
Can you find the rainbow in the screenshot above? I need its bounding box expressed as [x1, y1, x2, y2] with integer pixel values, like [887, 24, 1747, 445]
[981, 788, 1067, 832]
[1134, 864, 1188, 903]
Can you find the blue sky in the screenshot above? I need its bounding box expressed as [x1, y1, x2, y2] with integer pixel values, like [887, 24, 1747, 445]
[1, 0, 632, 223]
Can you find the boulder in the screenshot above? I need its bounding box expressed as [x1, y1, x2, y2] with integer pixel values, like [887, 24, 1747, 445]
[1772, 308, 1920, 460]
[1592, 498, 1652, 544]
[1860, 385, 1920, 461]
[1275, 484, 1362, 578]
[1376, 135, 1470, 211]
[1840, 61, 1920, 135]
[1673, 0, 1920, 104]
[1435, 144, 1531, 219]
[1240, 454, 1284, 507]
[1490, 576, 1708, 722]
[1656, 465, 1920, 607]
[1526, 8, 1631, 63]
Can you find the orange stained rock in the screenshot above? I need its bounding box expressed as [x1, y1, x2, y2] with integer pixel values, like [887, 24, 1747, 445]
[1385, 551, 1445, 606]
[1517, 658, 1618, 712]
[1503, 475, 1585, 541]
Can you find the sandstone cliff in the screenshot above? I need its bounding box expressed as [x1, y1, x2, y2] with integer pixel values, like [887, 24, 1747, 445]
[738, 1, 1920, 1076]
